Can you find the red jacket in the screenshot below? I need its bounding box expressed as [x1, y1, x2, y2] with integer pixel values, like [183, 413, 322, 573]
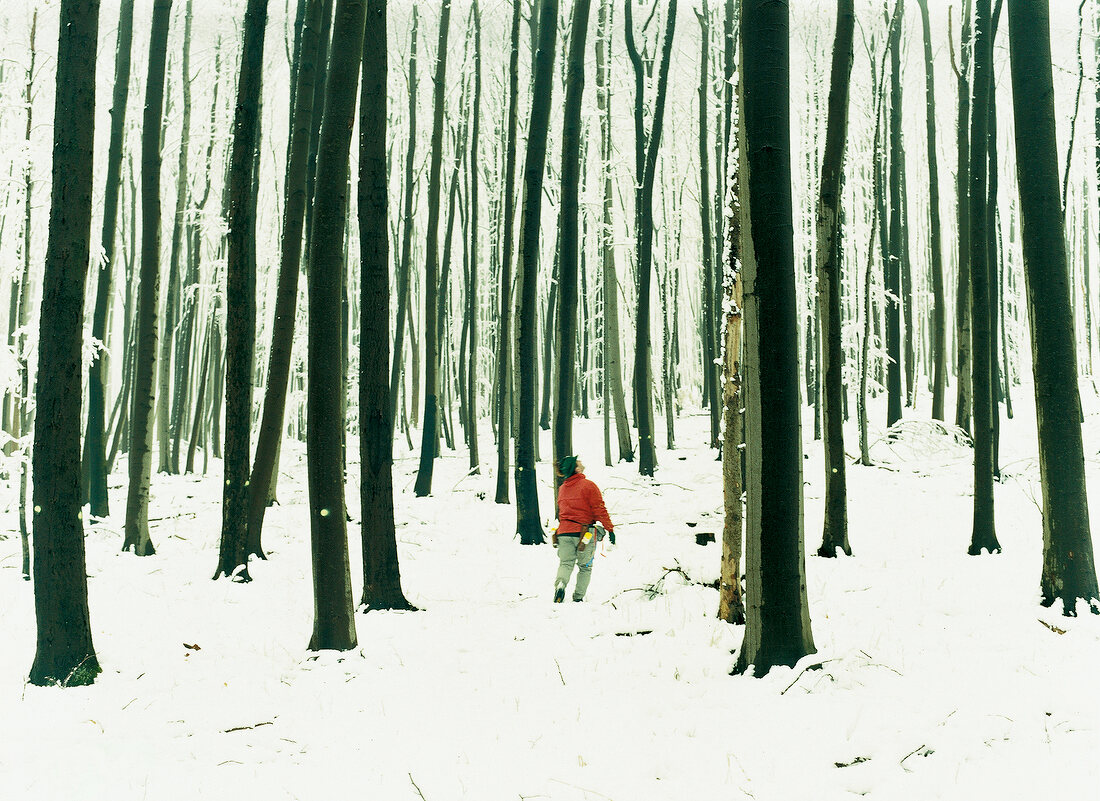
[556, 473, 614, 534]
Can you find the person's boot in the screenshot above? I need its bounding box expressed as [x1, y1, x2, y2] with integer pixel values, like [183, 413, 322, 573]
[554, 586, 565, 603]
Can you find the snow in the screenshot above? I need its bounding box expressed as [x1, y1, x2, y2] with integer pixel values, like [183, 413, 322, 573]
[1, 393, 1099, 800]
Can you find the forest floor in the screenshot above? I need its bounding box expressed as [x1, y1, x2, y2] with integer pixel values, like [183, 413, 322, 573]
[1, 387, 1099, 800]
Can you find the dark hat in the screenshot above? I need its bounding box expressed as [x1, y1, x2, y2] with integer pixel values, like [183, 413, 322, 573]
[559, 455, 578, 477]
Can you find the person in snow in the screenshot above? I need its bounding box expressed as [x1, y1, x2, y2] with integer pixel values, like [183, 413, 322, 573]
[552, 455, 615, 603]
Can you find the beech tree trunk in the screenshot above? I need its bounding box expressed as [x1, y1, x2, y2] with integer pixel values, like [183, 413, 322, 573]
[917, 0, 947, 420]
[955, 0, 974, 434]
[816, 0, 855, 558]
[248, 0, 323, 556]
[514, 0, 558, 545]
[214, 0, 270, 581]
[493, 0, 520, 503]
[967, 0, 1001, 556]
[82, 0, 135, 518]
[124, 0, 173, 559]
[413, 0, 453, 497]
[885, 0, 904, 428]
[307, 0, 364, 651]
[359, 0, 415, 611]
[29, 0, 102, 688]
[1007, 0, 1100, 614]
[734, 0, 817, 678]
[552, 0, 590, 476]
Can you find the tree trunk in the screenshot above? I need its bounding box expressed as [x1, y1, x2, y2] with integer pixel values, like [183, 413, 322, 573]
[82, 0, 135, 518]
[552, 0, 590, 478]
[1007, 0, 1099, 613]
[413, 0, 453, 497]
[734, 0, 817, 677]
[307, 0, 364, 651]
[514, 0, 558, 545]
[917, 0, 947, 420]
[28, 0, 103, 687]
[626, 0, 677, 477]
[885, 0, 904, 428]
[467, 0, 482, 473]
[214, 0, 270, 581]
[359, 0, 415, 612]
[494, 0, 520, 503]
[816, 0, 855, 558]
[698, 2, 720, 450]
[595, 0, 632, 464]
[967, 0, 1001, 555]
[248, 0, 324, 557]
[955, 0, 974, 434]
[124, 0, 173, 558]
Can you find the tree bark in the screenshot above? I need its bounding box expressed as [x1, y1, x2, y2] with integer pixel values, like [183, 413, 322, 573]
[955, 0, 974, 434]
[967, 0, 1001, 555]
[1008, 0, 1100, 613]
[248, 0, 324, 557]
[885, 0, 904, 428]
[82, 0, 135, 517]
[816, 0, 855, 558]
[734, 0, 816, 677]
[29, 0, 102, 687]
[514, 0, 558, 545]
[124, 0, 173, 558]
[359, 0, 416, 611]
[494, 0, 520, 503]
[917, 0, 947, 420]
[307, 0, 364, 651]
[214, 0, 270, 581]
[413, 0, 453, 497]
[552, 0, 591, 478]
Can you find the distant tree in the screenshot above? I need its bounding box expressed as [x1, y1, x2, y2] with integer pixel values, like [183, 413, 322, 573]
[82, 0, 135, 518]
[124, 0, 174, 558]
[552, 0, 591, 481]
[214, 0, 270, 580]
[968, 0, 1000, 556]
[466, 0, 482, 474]
[916, 0, 947, 421]
[954, 0, 974, 434]
[1007, 0, 1099, 612]
[249, 0, 324, 555]
[816, 0, 855, 558]
[625, 0, 677, 477]
[594, 0, 632, 465]
[697, 1, 720, 451]
[734, 0, 816, 677]
[493, 0, 520, 503]
[29, 0, 103, 687]
[514, 0, 558, 545]
[413, 0, 453, 498]
[359, 0, 416, 611]
[885, 0, 904, 428]
[307, 0, 364, 651]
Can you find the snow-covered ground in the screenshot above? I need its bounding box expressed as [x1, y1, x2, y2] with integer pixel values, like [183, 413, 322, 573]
[2, 388, 1098, 800]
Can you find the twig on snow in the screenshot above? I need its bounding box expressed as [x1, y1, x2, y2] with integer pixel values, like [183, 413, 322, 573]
[779, 659, 838, 695]
[222, 720, 274, 733]
[410, 773, 428, 800]
[554, 659, 566, 686]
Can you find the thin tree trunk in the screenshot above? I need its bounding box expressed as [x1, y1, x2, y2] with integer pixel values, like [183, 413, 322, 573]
[552, 0, 590, 479]
[955, 0, 974, 434]
[124, 0, 173, 558]
[967, 0, 1000, 556]
[214, 0, 269, 581]
[359, 0, 415, 612]
[816, 0, 855, 558]
[514, 0, 558, 545]
[917, 0, 947, 420]
[885, 0, 904, 428]
[493, 0, 520, 503]
[698, 2, 720, 450]
[413, 0, 453, 497]
[248, 0, 323, 557]
[82, 0, 135, 517]
[307, 0, 363, 651]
